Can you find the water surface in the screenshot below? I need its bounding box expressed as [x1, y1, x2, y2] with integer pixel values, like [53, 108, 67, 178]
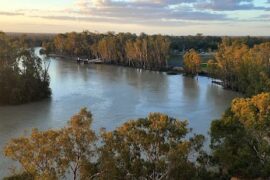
[0, 51, 240, 177]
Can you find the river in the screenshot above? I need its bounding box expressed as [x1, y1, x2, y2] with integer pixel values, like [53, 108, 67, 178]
[0, 49, 240, 177]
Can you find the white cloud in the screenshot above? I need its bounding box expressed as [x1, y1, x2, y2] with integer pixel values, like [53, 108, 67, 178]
[0, 0, 269, 35]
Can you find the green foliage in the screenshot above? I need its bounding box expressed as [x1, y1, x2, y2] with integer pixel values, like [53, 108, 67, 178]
[3, 172, 33, 180]
[170, 35, 270, 52]
[210, 93, 270, 179]
[169, 35, 222, 52]
[4, 110, 211, 180]
[209, 38, 270, 96]
[207, 59, 218, 79]
[4, 108, 97, 180]
[99, 113, 208, 179]
[0, 32, 51, 105]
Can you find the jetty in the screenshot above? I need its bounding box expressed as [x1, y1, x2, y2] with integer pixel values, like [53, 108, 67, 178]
[77, 58, 103, 64]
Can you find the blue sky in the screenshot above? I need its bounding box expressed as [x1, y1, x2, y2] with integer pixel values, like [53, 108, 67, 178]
[0, 0, 269, 35]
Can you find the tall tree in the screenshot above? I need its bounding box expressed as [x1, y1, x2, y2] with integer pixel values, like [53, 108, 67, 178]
[0, 32, 51, 105]
[46, 32, 170, 70]
[209, 39, 270, 96]
[183, 49, 201, 77]
[210, 93, 270, 179]
[99, 113, 207, 179]
[4, 108, 97, 180]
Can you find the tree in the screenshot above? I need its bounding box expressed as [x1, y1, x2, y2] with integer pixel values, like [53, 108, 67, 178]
[210, 93, 270, 179]
[4, 108, 97, 180]
[4, 129, 62, 179]
[99, 113, 207, 179]
[183, 49, 201, 77]
[209, 38, 270, 96]
[46, 32, 170, 70]
[60, 108, 97, 180]
[0, 32, 51, 105]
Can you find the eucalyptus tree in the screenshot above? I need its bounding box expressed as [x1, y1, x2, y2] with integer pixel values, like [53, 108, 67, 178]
[4, 108, 97, 180]
[211, 93, 270, 179]
[98, 113, 207, 180]
[183, 49, 201, 77]
[46, 32, 170, 70]
[209, 39, 270, 96]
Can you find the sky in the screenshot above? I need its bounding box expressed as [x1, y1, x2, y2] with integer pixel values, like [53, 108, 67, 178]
[0, 0, 269, 35]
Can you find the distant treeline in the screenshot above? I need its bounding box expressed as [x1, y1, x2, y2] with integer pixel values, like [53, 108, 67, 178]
[6, 32, 55, 47]
[170, 34, 270, 52]
[4, 31, 270, 96]
[43, 32, 170, 70]
[6, 31, 270, 52]
[41, 31, 270, 70]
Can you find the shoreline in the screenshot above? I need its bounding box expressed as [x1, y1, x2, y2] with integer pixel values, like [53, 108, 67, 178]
[48, 53, 185, 75]
[48, 53, 228, 88]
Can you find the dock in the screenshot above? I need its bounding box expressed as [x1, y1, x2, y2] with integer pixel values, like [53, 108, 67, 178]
[77, 58, 103, 64]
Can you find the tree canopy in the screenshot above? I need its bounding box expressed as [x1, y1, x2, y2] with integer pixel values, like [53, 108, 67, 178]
[0, 32, 51, 105]
[183, 49, 201, 77]
[4, 108, 97, 180]
[4, 109, 210, 180]
[43, 32, 170, 70]
[5, 93, 270, 179]
[99, 113, 207, 179]
[207, 38, 270, 96]
[3, 31, 270, 179]
[210, 92, 270, 179]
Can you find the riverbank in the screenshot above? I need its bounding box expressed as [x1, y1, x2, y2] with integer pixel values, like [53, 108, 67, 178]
[48, 53, 188, 75]
[48, 53, 223, 84]
[48, 53, 229, 89]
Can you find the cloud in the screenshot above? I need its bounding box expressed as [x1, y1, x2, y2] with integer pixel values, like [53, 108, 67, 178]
[0, 0, 269, 32]
[0, 11, 24, 16]
[71, 0, 228, 24]
[76, 0, 197, 7]
[30, 15, 202, 27]
[194, 0, 267, 11]
[256, 14, 270, 20]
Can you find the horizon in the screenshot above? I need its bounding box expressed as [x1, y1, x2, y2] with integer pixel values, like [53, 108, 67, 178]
[4, 31, 270, 37]
[0, 0, 270, 36]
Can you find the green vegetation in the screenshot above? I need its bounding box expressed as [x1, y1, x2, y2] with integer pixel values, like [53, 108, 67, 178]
[4, 108, 96, 179]
[40, 31, 270, 82]
[6, 92, 270, 179]
[99, 113, 208, 179]
[207, 39, 270, 96]
[6, 32, 55, 48]
[4, 109, 212, 180]
[0, 32, 51, 105]
[3, 172, 33, 180]
[169, 34, 270, 52]
[177, 38, 270, 95]
[3, 31, 270, 179]
[210, 92, 270, 179]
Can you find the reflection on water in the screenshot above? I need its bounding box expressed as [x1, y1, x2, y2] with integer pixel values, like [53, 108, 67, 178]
[0, 54, 240, 177]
